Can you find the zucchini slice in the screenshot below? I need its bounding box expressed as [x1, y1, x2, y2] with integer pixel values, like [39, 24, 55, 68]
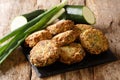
[10, 10, 45, 31]
[65, 5, 96, 24]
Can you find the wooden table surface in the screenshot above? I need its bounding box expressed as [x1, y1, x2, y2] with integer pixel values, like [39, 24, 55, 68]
[0, 0, 120, 80]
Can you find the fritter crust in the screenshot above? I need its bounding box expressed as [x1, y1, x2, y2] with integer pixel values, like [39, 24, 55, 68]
[47, 20, 74, 35]
[30, 40, 61, 67]
[59, 43, 86, 64]
[52, 30, 79, 46]
[76, 24, 93, 32]
[25, 30, 52, 47]
[80, 28, 109, 54]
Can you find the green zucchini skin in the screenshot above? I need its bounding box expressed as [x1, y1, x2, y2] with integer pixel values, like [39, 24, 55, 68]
[23, 10, 45, 21]
[65, 5, 87, 24]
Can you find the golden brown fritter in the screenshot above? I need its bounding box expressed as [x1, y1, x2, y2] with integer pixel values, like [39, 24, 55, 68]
[52, 30, 79, 46]
[25, 30, 52, 47]
[59, 43, 85, 64]
[47, 20, 74, 35]
[30, 40, 61, 67]
[80, 28, 109, 54]
[76, 24, 93, 33]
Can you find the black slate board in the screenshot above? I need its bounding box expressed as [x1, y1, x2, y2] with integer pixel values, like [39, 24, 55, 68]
[22, 47, 117, 78]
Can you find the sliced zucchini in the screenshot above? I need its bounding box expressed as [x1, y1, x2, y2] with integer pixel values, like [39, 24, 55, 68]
[65, 5, 96, 24]
[11, 5, 96, 31]
[10, 10, 45, 31]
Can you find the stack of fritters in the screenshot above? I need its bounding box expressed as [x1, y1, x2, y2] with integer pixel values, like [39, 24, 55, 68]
[24, 20, 109, 67]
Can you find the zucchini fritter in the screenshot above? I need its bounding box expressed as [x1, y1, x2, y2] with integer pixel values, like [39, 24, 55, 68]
[25, 30, 52, 47]
[52, 30, 79, 46]
[59, 43, 85, 64]
[80, 28, 109, 54]
[47, 20, 74, 35]
[30, 40, 61, 67]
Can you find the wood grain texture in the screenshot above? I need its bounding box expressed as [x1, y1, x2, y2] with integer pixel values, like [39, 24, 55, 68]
[0, 0, 120, 80]
[0, 47, 31, 80]
[93, 60, 120, 80]
[0, 0, 36, 80]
